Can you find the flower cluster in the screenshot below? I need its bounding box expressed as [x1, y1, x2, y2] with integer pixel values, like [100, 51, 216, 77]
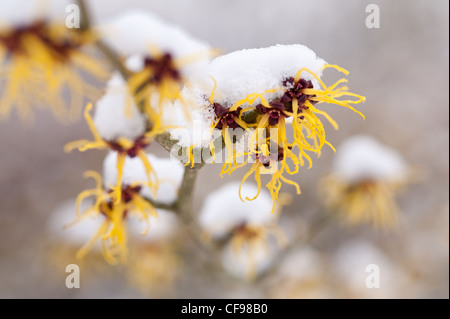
[0, 16, 107, 121]
[320, 135, 410, 228]
[7, 3, 409, 281]
[187, 45, 366, 213]
[72, 152, 183, 263]
[199, 182, 288, 280]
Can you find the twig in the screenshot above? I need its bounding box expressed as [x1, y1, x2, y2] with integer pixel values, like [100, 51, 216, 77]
[77, 0, 91, 31]
[142, 197, 176, 211]
[94, 40, 130, 79]
[77, 0, 130, 79]
[174, 163, 205, 216]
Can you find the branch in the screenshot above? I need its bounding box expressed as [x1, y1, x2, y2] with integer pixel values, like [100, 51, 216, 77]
[142, 196, 176, 211]
[77, 0, 130, 80]
[174, 163, 205, 216]
[94, 40, 130, 79]
[77, 0, 91, 31]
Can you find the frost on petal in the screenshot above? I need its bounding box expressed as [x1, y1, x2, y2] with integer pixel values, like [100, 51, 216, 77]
[333, 135, 407, 183]
[198, 182, 276, 238]
[93, 73, 147, 141]
[103, 152, 184, 204]
[191, 44, 327, 108]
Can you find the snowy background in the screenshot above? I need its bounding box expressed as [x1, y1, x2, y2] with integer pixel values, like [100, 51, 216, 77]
[0, 0, 448, 298]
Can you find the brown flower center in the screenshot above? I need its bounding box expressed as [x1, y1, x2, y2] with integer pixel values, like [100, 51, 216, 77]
[106, 135, 149, 158]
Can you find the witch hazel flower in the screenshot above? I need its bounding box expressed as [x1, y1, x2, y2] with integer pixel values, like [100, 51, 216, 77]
[73, 153, 183, 264]
[65, 73, 167, 202]
[199, 182, 287, 280]
[320, 135, 409, 228]
[103, 151, 184, 206]
[186, 44, 365, 213]
[0, 0, 108, 122]
[100, 10, 214, 121]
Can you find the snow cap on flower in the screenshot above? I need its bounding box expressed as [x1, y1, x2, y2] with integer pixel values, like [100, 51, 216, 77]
[221, 241, 274, 280]
[128, 209, 179, 242]
[100, 10, 212, 78]
[164, 97, 216, 148]
[333, 135, 407, 183]
[199, 182, 277, 238]
[93, 73, 147, 141]
[103, 152, 184, 204]
[187, 44, 327, 108]
[48, 199, 104, 248]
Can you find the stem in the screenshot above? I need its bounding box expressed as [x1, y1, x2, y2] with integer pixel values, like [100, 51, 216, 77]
[77, 0, 91, 31]
[95, 40, 130, 79]
[77, 0, 130, 80]
[143, 197, 176, 211]
[175, 163, 205, 218]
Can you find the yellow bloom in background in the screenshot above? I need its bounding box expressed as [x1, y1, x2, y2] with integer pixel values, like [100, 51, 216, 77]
[0, 21, 108, 122]
[125, 210, 181, 295]
[126, 243, 180, 295]
[128, 48, 212, 121]
[199, 182, 288, 281]
[101, 10, 214, 122]
[74, 170, 158, 264]
[320, 135, 410, 228]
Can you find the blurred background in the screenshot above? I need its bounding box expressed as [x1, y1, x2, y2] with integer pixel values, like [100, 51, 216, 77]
[0, 0, 448, 298]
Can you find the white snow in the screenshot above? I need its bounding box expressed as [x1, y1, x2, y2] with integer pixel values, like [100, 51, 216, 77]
[103, 151, 184, 204]
[187, 44, 327, 109]
[221, 241, 274, 280]
[93, 73, 147, 142]
[99, 10, 212, 78]
[127, 209, 179, 242]
[165, 98, 215, 149]
[48, 199, 104, 249]
[333, 135, 407, 183]
[199, 182, 277, 238]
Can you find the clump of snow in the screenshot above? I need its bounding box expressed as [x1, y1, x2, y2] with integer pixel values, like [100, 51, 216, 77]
[199, 182, 277, 238]
[333, 135, 407, 183]
[47, 199, 104, 249]
[93, 73, 147, 142]
[186, 44, 327, 109]
[128, 209, 179, 242]
[103, 152, 184, 204]
[100, 10, 212, 78]
[124, 54, 145, 73]
[165, 98, 215, 149]
[221, 241, 274, 280]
